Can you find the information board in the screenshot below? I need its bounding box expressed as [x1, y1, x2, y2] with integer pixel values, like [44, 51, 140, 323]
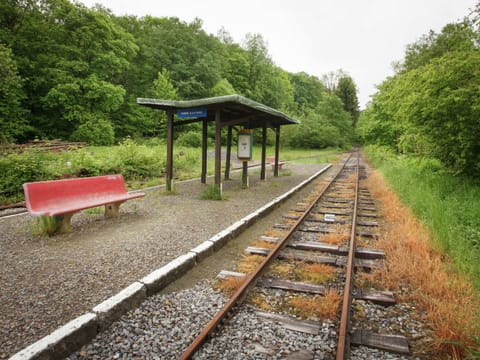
[237, 129, 253, 160]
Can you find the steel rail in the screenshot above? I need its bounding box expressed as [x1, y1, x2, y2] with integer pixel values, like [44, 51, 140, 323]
[179, 152, 354, 360]
[336, 153, 360, 360]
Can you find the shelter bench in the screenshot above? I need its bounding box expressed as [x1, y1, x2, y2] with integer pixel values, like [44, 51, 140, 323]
[23, 174, 145, 233]
[268, 156, 286, 170]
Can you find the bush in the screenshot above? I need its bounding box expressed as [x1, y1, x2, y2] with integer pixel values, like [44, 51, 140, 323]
[116, 138, 165, 180]
[0, 151, 50, 202]
[70, 118, 115, 146]
[177, 131, 202, 148]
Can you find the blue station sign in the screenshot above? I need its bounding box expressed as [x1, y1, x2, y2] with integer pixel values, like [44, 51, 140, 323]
[176, 107, 207, 119]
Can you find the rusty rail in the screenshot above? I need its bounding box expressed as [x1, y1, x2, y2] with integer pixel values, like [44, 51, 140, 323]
[336, 154, 360, 360]
[179, 152, 354, 360]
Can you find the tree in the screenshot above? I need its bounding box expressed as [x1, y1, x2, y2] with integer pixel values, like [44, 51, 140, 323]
[289, 72, 326, 112]
[401, 21, 477, 72]
[286, 94, 354, 149]
[2, 0, 137, 140]
[0, 44, 29, 143]
[321, 69, 348, 93]
[211, 78, 236, 97]
[243, 33, 273, 100]
[335, 76, 360, 127]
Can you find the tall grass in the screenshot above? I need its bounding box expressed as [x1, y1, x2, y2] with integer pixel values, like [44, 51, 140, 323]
[364, 145, 480, 291]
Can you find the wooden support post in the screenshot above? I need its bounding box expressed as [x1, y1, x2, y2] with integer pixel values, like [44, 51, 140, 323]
[105, 202, 122, 218]
[261, 125, 267, 180]
[225, 126, 232, 180]
[242, 161, 248, 188]
[166, 111, 174, 190]
[274, 125, 281, 177]
[53, 213, 74, 233]
[214, 110, 222, 193]
[201, 118, 208, 184]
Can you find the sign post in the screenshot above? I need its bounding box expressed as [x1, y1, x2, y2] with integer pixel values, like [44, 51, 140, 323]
[238, 129, 253, 188]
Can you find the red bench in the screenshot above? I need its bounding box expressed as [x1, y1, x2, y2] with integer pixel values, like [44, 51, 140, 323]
[268, 156, 286, 170]
[23, 174, 145, 233]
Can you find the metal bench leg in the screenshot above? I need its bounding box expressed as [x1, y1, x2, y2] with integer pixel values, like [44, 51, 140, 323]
[105, 202, 122, 218]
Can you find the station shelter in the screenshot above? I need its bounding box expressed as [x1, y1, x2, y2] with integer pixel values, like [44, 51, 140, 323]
[137, 94, 299, 192]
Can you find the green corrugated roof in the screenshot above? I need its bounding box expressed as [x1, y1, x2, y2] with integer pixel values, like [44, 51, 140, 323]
[137, 94, 299, 127]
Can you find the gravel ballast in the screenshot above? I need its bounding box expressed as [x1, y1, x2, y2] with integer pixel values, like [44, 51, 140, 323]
[0, 163, 328, 359]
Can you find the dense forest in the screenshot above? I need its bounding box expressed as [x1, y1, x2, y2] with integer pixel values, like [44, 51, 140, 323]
[357, 3, 480, 177]
[0, 0, 358, 149]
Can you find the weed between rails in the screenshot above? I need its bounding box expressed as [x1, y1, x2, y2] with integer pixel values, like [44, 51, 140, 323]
[361, 169, 480, 357]
[289, 291, 341, 320]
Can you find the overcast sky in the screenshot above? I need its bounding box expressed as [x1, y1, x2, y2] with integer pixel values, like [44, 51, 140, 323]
[79, 0, 477, 108]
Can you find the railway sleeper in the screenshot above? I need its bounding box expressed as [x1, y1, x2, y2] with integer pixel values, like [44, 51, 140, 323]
[357, 212, 377, 218]
[217, 271, 395, 307]
[288, 241, 385, 259]
[255, 311, 323, 335]
[351, 329, 409, 355]
[244, 247, 382, 270]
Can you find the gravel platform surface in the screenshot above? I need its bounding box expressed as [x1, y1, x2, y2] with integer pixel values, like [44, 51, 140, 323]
[0, 163, 328, 359]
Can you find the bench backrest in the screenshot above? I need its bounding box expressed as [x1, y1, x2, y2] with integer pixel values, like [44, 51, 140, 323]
[23, 175, 129, 212]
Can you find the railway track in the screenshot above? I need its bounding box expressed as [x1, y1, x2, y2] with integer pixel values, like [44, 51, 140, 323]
[177, 151, 409, 359]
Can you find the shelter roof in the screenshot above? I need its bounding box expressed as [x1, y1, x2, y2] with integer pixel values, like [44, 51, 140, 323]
[137, 94, 299, 128]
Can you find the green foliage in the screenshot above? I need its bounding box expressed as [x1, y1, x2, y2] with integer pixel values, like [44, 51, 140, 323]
[401, 21, 478, 72]
[1, 0, 360, 150]
[31, 216, 59, 237]
[70, 117, 115, 145]
[335, 76, 359, 126]
[176, 131, 202, 148]
[365, 145, 480, 290]
[153, 69, 178, 99]
[359, 7, 480, 177]
[289, 72, 325, 112]
[211, 78, 236, 97]
[0, 150, 49, 202]
[286, 94, 353, 149]
[115, 138, 165, 179]
[200, 184, 223, 200]
[0, 44, 29, 143]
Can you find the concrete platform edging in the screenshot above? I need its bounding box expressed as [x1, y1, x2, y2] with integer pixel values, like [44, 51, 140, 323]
[9, 313, 98, 360]
[9, 164, 332, 360]
[189, 240, 215, 262]
[139, 252, 197, 296]
[92, 281, 147, 331]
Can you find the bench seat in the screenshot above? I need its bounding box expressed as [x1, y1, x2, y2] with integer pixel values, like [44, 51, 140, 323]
[23, 175, 144, 233]
[268, 156, 286, 170]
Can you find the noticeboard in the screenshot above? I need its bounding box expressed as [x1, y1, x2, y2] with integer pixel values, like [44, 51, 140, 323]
[237, 129, 253, 160]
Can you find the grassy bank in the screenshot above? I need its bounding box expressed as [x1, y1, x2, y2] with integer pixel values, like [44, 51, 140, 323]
[363, 145, 480, 291]
[0, 140, 340, 205]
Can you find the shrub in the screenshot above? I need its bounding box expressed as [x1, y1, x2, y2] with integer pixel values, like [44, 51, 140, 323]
[70, 118, 115, 146]
[200, 184, 223, 200]
[0, 151, 49, 202]
[176, 131, 202, 148]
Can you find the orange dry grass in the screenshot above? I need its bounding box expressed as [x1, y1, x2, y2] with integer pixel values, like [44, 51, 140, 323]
[250, 240, 277, 250]
[263, 229, 285, 238]
[249, 293, 273, 312]
[317, 231, 348, 245]
[299, 263, 336, 284]
[288, 211, 304, 217]
[290, 290, 341, 320]
[269, 261, 296, 278]
[236, 255, 265, 274]
[214, 276, 247, 297]
[364, 170, 480, 356]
